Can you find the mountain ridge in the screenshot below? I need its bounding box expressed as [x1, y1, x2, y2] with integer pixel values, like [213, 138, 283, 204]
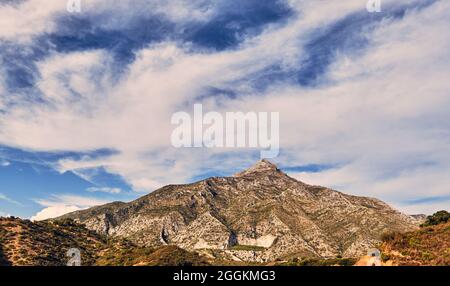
[56, 160, 419, 262]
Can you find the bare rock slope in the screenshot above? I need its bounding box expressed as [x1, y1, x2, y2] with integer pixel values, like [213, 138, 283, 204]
[58, 160, 418, 262]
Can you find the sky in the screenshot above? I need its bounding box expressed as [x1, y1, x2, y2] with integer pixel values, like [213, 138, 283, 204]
[0, 0, 449, 219]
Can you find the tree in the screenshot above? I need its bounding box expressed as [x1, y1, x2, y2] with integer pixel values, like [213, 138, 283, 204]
[421, 210, 450, 227]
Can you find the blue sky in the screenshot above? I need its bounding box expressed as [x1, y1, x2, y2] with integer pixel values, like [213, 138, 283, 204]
[0, 0, 449, 219]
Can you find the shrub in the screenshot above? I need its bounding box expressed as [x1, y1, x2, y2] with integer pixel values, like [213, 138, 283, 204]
[381, 231, 400, 242]
[381, 253, 391, 262]
[421, 211, 450, 227]
[229, 245, 266, 251]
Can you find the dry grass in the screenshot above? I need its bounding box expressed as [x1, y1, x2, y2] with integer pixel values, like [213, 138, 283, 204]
[381, 222, 450, 266]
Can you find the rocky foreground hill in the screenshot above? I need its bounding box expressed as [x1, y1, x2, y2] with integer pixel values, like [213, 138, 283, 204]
[379, 211, 449, 266]
[0, 217, 209, 266]
[56, 160, 419, 262]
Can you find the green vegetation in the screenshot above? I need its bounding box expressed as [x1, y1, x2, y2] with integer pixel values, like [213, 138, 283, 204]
[278, 257, 357, 266]
[380, 252, 391, 263]
[96, 244, 210, 266]
[381, 231, 401, 242]
[229, 245, 266, 251]
[421, 210, 450, 227]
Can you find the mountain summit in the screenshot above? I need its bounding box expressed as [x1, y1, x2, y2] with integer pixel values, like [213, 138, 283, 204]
[57, 160, 418, 262]
[234, 159, 281, 177]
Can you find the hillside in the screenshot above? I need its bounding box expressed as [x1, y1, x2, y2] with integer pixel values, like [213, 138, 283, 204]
[380, 213, 450, 266]
[0, 217, 209, 266]
[57, 160, 419, 262]
[2, 215, 448, 266]
[0, 217, 105, 266]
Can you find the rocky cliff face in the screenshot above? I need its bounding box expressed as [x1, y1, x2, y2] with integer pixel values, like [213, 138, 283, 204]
[57, 160, 418, 262]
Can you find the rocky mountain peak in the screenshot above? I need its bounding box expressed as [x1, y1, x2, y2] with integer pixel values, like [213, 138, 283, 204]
[234, 159, 281, 177]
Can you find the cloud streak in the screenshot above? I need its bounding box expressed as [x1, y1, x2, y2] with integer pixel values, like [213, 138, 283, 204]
[86, 187, 121, 194]
[0, 193, 21, 205]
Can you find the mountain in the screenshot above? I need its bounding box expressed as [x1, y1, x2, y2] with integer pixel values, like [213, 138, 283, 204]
[57, 160, 418, 262]
[0, 217, 209, 266]
[410, 214, 427, 225]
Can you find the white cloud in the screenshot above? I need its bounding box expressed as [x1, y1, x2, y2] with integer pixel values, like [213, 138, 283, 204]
[30, 194, 110, 221]
[0, 0, 64, 42]
[86, 187, 121, 194]
[30, 205, 82, 222]
[0, 159, 10, 167]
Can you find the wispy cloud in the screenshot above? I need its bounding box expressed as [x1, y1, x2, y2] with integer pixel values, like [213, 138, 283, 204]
[86, 187, 121, 194]
[0, 193, 21, 206]
[34, 194, 110, 208]
[0, 159, 10, 167]
[405, 196, 450, 205]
